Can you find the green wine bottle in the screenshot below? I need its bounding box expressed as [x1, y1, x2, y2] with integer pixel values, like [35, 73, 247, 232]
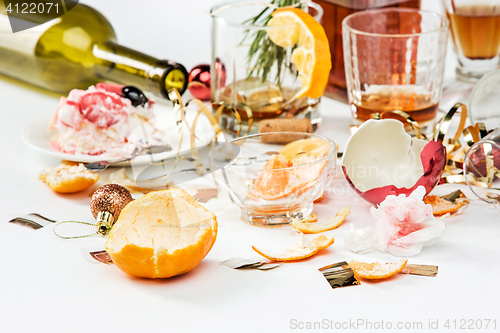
[0, 1, 188, 98]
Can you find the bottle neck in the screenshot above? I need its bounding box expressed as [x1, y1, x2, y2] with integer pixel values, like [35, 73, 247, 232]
[93, 41, 188, 99]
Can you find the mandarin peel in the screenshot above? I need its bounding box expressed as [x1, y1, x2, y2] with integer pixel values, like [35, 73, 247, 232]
[39, 161, 99, 193]
[252, 234, 334, 262]
[348, 259, 408, 280]
[292, 206, 351, 234]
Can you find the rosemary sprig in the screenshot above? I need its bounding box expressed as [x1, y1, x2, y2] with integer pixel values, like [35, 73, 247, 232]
[244, 0, 302, 88]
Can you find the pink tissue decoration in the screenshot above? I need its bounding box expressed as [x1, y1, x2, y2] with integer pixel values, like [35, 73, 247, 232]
[371, 186, 445, 257]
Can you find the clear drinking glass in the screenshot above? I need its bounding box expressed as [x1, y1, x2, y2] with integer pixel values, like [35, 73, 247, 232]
[442, 0, 500, 82]
[314, 0, 421, 103]
[464, 128, 500, 204]
[209, 132, 337, 226]
[343, 8, 449, 131]
[210, 0, 323, 133]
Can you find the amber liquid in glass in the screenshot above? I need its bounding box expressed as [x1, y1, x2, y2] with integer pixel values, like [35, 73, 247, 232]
[351, 86, 438, 123]
[314, 0, 420, 102]
[218, 78, 317, 120]
[448, 8, 500, 59]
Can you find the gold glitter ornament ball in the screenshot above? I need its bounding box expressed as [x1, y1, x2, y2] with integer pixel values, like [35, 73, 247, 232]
[90, 184, 133, 221]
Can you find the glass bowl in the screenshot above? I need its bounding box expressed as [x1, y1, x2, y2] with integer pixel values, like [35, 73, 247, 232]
[209, 132, 337, 226]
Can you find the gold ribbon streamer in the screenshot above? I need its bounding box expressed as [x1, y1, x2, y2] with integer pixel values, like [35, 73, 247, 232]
[432, 103, 498, 193]
[433, 102, 468, 144]
[372, 103, 496, 190]
[138, 88, 253, 184]
[375, 110, 427, 140]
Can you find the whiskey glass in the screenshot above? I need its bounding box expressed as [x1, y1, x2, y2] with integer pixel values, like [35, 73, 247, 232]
[314, 0, 421, 103]
[440, 0, 500, 112]
[343, 8, 449, 131]
[443, 0, 500, 82]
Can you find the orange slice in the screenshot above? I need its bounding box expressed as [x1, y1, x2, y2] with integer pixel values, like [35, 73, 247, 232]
[279, 138, 330, 161]
[292, 206, 351, 234]
[105, 189, 217, 278]
[39, 161, 99, 193]
[348, 259, 408, 280]
[252, 234, 334, 262]
[267, 8, 331, 99]
[423, 195, 468, 216]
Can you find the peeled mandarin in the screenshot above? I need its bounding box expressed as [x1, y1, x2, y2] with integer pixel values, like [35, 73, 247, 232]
[105, 189, 217, 278]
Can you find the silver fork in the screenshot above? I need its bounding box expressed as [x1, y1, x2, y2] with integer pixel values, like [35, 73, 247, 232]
[85, 144, 172, 172]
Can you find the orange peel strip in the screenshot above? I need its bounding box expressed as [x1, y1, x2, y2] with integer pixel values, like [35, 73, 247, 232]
[291, 206, 351, 234]
[348, 259, 408, 280]
[252, 234, 334, 262]
[423, 195, 468, 216]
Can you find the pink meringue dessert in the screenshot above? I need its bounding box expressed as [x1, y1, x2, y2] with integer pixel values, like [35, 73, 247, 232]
[49, 83, 165, 157]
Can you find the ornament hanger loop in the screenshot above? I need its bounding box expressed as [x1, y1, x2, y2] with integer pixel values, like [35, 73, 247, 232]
[53, 221, 100, 239]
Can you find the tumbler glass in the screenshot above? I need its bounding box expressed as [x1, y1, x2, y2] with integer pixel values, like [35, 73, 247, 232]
[343, 8, 449, 131]
[443, 0, 500, 82]
[314, 0, 421, 103]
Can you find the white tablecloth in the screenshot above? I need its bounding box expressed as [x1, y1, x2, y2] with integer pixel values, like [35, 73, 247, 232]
[1, 1, 499, 332]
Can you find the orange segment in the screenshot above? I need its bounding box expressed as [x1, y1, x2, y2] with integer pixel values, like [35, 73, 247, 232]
[348, 259, 408, 280]
[267, 8, 331, 99]
[252, 234, 334, 262]
[105, 189, 217, 278]
[292, 206, 351, 234]
[253, 154, 290, 198]
[251, 139, 329, 201]
[39, 161, 99, 193]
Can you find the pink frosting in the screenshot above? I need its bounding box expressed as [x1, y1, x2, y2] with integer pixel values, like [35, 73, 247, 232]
[57, 85, 130, 129]
[49, 84, 155, 157]
[80, 91, 129, 128]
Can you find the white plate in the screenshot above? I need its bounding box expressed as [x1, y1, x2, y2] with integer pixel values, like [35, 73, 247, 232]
[22, 103, 216, 165]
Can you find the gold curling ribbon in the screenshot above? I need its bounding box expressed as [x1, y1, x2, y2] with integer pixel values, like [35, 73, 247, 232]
[432, 103, 498, 190]
[137, 88, 253, 184]
[372, 103, 496, 189]
[433, 102, 468, 144]
[374, 110, 427, 140]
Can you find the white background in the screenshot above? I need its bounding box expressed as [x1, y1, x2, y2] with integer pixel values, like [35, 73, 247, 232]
[1, 1, 499, 333]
